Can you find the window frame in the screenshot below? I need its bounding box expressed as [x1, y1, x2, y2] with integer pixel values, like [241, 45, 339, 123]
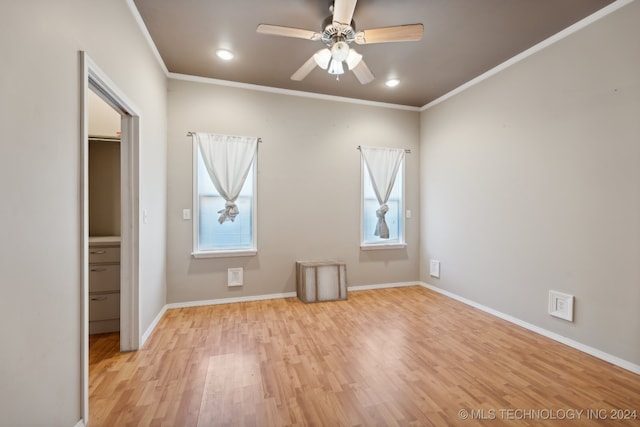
[360, 154, 406, 250]
[191, 140, 258, 258]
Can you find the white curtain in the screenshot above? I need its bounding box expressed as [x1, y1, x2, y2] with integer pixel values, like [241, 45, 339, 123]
[360, 146, 404, 239]
[195, 133, 258, 224]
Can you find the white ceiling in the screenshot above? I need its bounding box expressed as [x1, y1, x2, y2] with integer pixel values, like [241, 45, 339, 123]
[133, 0, 614, 107]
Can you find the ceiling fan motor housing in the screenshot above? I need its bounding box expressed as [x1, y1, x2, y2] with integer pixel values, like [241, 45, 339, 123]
[321, 15, 356, 47]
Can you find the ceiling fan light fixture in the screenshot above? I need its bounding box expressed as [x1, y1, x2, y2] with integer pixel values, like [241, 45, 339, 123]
[327, 58, 345, 75]
[215, 49, 234, 61]
[345, 49, 362, 70]
[330, 40, 350, 62]
[313, 49, 332, 70]
[385, 78, 400, 88]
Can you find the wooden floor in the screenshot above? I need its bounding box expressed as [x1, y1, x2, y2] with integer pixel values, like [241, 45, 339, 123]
[89, 286, 640, 426]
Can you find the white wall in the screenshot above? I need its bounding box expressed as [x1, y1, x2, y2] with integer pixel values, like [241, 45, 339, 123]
[420, 1, 640, 365]
[166, 78, 420, 303]
[0, 1, 167, 425]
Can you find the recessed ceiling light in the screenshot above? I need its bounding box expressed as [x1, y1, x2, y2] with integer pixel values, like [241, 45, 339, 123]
[216, 49, 234, 61]
[385, 79, 400, 88]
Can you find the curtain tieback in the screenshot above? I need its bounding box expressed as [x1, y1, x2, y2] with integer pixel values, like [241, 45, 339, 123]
[375, 204, 390, 238]
[376, 204, 389, 218]
[218, 201, 240, 224]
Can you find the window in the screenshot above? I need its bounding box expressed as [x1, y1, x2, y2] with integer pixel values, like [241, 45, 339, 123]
[360, 147, 405, 249]
[192, 134, 257, 257]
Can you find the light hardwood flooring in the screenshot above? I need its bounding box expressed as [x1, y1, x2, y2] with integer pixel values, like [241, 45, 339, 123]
[89, 286, 640, 426]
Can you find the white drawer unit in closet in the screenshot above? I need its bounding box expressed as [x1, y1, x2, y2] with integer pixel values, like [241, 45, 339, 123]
[89, 246, 120, 264]
[88, 236, 121, 334]
[89, 264, 120, 293]
[89, 293, 120, 322]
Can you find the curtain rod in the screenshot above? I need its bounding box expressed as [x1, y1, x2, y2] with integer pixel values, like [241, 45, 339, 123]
[187, 132, 262, 143]
[357, 145, 411, 154]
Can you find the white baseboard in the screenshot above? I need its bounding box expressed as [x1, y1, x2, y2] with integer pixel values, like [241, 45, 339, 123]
[141, 304, 168, 347]
[348, 281, 418, 292]
[74, 419, 86, 427]
[166, 292, 297, 310]
[420, 282, 640, 375]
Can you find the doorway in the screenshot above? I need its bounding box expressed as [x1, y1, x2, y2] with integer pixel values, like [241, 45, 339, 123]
[87, 91, 121, 340]
[80, 51, 141, 423]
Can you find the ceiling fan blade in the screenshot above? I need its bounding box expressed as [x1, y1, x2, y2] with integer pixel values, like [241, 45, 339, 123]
[355, 24, 424, 44]
[291, 55, 318, 81]
[257, 24, 321, 41]
[332, 0, 357, 26]
[351, 60, 374, 85]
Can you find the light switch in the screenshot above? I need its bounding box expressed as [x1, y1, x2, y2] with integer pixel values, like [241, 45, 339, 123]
[182, 209, 191, 220]
[406, 209, 412, 219]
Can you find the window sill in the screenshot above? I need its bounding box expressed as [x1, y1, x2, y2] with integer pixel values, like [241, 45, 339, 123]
[192, 249, 257, 259]
[360, 243, 407, 251]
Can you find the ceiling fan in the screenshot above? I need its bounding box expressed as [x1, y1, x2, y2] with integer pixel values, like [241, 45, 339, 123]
[256, 0, 424, 84]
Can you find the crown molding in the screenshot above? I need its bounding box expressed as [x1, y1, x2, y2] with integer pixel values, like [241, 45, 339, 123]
[168, 72, 420, 111]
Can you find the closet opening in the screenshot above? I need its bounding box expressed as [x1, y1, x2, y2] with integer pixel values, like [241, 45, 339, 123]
[87, 91, 122, 342]
[81, 51, 141, 424]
